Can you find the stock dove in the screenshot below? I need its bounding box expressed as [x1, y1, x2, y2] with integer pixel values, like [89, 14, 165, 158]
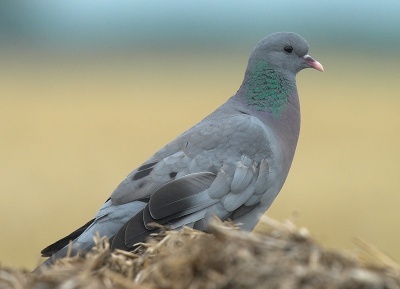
[35, 32, 323, 271]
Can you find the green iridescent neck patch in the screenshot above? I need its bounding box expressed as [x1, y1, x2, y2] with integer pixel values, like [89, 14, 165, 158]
[244, 60, 294, 117]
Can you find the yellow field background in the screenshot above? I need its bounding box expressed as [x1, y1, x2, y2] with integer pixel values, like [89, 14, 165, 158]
[1, 49, 399, 270]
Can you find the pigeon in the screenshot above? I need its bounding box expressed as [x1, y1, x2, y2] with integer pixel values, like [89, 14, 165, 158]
[34, 32, 323, 272]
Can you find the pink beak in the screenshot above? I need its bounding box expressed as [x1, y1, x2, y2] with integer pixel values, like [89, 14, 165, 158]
[302, 55, 324, 72]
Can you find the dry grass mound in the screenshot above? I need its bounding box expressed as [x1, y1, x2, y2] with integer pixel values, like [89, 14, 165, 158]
[1, 216, 399, 289]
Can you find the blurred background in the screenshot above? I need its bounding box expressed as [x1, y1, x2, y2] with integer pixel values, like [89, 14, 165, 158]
[1, 1, 399, 270]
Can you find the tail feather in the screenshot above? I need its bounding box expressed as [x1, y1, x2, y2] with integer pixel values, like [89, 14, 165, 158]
[33, 200, 147, 273]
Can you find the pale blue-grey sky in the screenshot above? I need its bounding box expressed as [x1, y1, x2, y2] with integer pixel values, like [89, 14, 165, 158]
[1, 1, 399, 52]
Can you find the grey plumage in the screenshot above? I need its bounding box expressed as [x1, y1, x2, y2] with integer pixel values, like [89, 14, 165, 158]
[35, 32, 323, 272]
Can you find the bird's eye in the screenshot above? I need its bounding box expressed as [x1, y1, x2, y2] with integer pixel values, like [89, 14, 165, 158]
[284, 46, 293, 53]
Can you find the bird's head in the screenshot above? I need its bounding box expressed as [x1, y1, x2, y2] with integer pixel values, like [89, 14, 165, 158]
[249, 32, 323, 75]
